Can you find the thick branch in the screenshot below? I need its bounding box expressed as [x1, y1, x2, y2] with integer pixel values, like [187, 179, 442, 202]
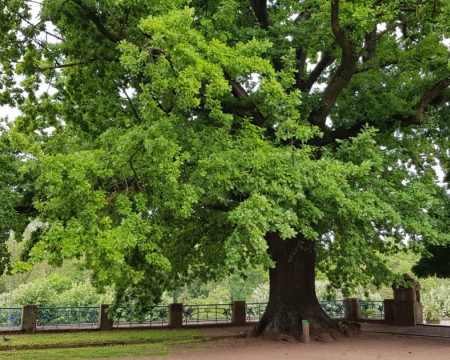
[227, 77, 266, 127]
[330, 0, 353, 59]
[402, 77, 450, 126]
[295, 46, 308, 81]
[294, 11, 311, 25]
[249, 0, 273, 30]
[298, 53, 336, 92]
[307, 0, 357, 130]
[311, 78, 450, 146]
[363, 26, 377, 63]
[293, 12, 315, 87]
[70, 0, 123, 43]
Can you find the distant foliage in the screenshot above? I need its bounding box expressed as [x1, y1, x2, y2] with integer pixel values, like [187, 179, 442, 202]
[8, 277, 58, 307]
[413, 245, 450, 279]
[0, 274, 113, 307]
[421, 284, 450, 323]
[249, 283, 269, 303]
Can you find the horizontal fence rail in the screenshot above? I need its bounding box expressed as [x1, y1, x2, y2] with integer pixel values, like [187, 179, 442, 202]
[360, 300, 384, 319]
[183, 304, 232, 325]
[113, 306, 168, 327]
[37, 307, 99, 328]
[0, 307, 22, 328]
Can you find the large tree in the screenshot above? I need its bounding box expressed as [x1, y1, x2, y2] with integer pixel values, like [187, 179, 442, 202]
[2, 0, 450, 338]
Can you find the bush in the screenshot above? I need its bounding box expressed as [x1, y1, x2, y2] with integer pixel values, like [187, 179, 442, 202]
[12, 278, 58, 307]
[421, 283, 450, 323]
[0, 274, 115, 307]
[56, 281, 114, 307]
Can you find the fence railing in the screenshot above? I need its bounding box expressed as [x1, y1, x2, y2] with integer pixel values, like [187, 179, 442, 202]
[360, 300, 384, 319]
[182, 304, 232, 325]
[320, 300, 345, 318]
[245, 300, 345, 322]
[0, 307, 22, 328]
[37, 307, 99, 328]
[0, 298, 391, 332]
[246, 302, 267, 321]
[113, 306, 168, 327]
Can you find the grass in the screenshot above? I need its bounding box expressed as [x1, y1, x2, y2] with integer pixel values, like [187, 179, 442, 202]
[0, 329, 205, 348]
[0, 339, 201, 359]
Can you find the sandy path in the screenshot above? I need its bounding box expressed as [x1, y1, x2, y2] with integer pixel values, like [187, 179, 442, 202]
[145, 333, 450, 360]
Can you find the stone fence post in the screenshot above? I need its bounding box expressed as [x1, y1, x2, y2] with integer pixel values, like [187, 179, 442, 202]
[21, 305, 37, 333]
[390, 274, 423, 325]
[232, 301, 246, 325]
[169, 303, 183, 328]
[343, 298, 361, 321]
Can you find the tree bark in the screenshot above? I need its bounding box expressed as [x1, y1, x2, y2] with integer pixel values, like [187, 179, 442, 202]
[254, 232, 339, 339]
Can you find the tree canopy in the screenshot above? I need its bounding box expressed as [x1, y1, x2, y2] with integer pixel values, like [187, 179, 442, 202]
[1, 0, 450, 318]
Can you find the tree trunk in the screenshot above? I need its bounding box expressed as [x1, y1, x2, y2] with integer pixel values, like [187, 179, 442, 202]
[254, 232, 339, 339]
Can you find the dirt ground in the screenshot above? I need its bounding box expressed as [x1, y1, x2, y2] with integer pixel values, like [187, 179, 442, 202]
[123, 323, 450, 360]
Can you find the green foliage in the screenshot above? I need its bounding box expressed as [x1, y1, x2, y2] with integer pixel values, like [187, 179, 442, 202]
[228, 266, 267, 301]
[7, 277, 58, 307]
[421, 282, 450, 323]
[0, 273, 113, 307]
[1, 0, 450, 311]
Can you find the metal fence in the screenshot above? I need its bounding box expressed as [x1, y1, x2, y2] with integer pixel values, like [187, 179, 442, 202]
[113, 306, 168, 327]
[37, 307, 99, 328]
[360, 300, 384, 319]
[1, 299, 386, 331]
[183, 303, 233, 325]
[246, 300, 345, 322]
[246, 302, 267, 321]
[0, 307, 22, 328]
[320, 300, 345, 318]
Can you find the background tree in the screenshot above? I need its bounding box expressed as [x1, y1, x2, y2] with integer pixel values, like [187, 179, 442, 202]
[413, 245, 450, 279]
[2, 0, 450, 338]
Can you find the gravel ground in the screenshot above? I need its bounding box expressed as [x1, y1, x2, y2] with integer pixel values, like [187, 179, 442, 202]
[116, 322, 450, 360]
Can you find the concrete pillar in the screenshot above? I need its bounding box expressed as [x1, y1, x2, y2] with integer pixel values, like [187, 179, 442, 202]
[21, 305, 37, 333]
[232, 301, 246, 325]
[99, 304, 114, 331]
[169, 303, 183, 328]
[343, 298, 361, 321]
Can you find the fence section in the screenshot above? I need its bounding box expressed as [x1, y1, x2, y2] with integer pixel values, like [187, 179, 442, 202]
[113, 306, 168, 327]
[182, 303, 232, 325]
[0, 307, 22, 329]
[360, 300, 384, 319]
[320, 300, 345, 318]
[246, 302, 267, 321]
[37, 306, 99, 328]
